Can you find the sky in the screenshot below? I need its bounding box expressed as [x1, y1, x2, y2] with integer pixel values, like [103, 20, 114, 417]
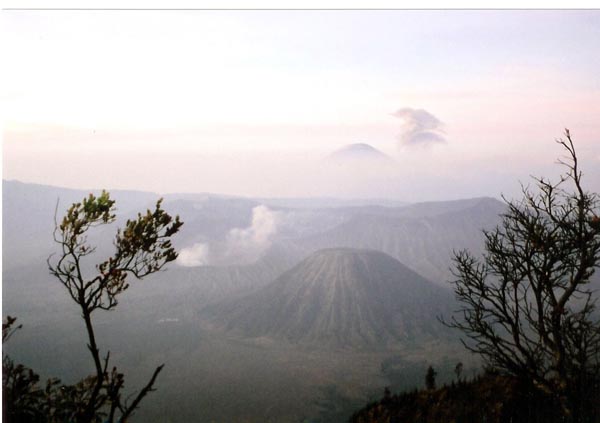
[2, 10, 600, 201]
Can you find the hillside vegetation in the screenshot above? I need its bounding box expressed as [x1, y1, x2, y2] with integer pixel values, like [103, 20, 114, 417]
[350, 371, 600, 423]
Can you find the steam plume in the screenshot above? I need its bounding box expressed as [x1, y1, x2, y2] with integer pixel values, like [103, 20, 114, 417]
[392, 107, 446, 146]
[178, 242, 210, 267]
[177, 205, 280, 267]
[225, 205, 280, 264]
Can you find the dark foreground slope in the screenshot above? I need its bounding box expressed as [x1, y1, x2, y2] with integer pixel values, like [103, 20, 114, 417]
[350, 372, 600, 423]
[207, 248, 454, 347]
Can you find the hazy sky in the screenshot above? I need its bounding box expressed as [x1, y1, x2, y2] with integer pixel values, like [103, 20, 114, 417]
[3, 10, 600, 201]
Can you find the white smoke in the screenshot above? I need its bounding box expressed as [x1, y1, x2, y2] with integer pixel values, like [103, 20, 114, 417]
[177, 242, 210, 267]
[392, 107, 446, 146]
[224, 205, 280, 264]
[177, 205, 281, 267]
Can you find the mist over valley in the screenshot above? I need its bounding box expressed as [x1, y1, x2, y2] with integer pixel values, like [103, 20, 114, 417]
[3, 179, 507, 422]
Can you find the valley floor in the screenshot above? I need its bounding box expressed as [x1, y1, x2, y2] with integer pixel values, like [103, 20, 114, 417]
[4, 314, 474, 423]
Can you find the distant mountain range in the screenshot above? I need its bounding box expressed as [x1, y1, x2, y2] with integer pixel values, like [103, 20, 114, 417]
[287, 197, 506, 284]
[2, 179, 506, 296]
[205, 248, 454, 347]
[2, 180, 507, 332]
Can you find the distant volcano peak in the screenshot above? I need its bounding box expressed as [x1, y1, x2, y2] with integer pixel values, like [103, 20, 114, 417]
[326, 143, 393, 163]
[343, 143, 379, 151]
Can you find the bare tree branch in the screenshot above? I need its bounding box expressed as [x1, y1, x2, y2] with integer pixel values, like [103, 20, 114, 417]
[443, 130, 600, 422]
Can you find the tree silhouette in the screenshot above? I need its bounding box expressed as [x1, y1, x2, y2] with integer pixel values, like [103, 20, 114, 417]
[3, 191, 183, 423]
[2, 316, 46, 423]
[446, 130, 600, 422]
[425, 366, 437, 390]
[454, 362, 463, 382]
[50, 191, 182, 422]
